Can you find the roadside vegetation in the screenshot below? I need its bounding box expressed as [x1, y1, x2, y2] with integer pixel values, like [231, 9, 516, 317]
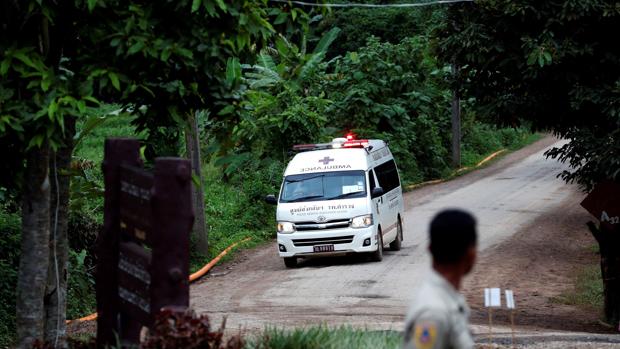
[3, 0, 616, 346]
[553, 244, 604, 312]
[559, 265, 604, 310]
[247, 326, 401, 349]
[0, 5, 537, 346]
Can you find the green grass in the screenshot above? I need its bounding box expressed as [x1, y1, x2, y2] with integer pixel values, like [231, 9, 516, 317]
[70, 106, 276, 273]
[74, 112, 138, 164]
[246, 326, 402, 349]
[189, 162, 280, 272]
[405, 129, 543, 191]
[460, 124, 542, 168]
[72, 107, 142, 221]
[552, 263, 604, 309]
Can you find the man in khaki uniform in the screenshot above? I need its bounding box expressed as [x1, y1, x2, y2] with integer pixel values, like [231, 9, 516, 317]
[403, 209, 477, 349]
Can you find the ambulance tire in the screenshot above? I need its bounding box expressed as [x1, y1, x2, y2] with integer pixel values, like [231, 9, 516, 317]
[389, 219, 402, 251]
[283, 257, 298, 268]
[370, 230, 383, 262]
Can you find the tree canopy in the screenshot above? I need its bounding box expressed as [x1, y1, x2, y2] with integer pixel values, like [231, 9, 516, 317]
[437, 0, 620, 188]
[0, 1, 311, 346]
[0, 0, 311, 188]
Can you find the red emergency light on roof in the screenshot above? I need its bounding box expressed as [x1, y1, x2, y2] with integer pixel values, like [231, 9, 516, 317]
[292, 135, 370, 152]
[342, 139, 369, 148]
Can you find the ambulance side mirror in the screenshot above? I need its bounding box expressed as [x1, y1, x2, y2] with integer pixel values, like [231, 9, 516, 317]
[371, 187, 384, 198]
[265, 194, 278, 205]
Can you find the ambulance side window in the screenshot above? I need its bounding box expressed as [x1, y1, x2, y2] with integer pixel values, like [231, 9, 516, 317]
[375, 160, 400, 193]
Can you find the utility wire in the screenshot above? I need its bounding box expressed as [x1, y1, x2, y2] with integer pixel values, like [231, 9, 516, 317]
[269, 0, 474, 8]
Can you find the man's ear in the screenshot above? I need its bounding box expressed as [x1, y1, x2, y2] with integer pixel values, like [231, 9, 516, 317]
[463, 245, 477, 275]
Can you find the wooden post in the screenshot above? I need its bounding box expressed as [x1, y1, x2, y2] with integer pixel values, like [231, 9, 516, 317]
[488, 307, 493, 349]
[451, 64, 461, 169]
[98, 139, 141, 348]
[150, 158, 193, 314]
[185, 112, 209, 254]
[97, 139, 193, 347]
[510, 310, 516, 349]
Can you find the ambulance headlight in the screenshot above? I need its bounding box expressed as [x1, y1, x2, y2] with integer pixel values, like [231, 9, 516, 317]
[277, 221, 295, 234]
[351, 214, 373, 228]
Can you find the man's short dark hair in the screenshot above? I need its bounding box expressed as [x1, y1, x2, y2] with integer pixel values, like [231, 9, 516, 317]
[429, 209, 477, 265]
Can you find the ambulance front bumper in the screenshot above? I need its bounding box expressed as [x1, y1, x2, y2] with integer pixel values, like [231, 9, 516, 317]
[277, 226, 379, 258]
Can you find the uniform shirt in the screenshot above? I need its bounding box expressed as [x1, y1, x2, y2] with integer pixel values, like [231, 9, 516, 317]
[403, 269, 474, 349]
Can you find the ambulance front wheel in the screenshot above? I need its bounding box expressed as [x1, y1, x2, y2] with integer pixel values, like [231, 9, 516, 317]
[370, 230, 383, 262]
[283, 257, 298, 268]
[389, 219, 403, 251]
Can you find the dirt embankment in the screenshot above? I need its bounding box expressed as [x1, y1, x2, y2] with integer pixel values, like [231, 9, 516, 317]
[463, 189, 610, 333]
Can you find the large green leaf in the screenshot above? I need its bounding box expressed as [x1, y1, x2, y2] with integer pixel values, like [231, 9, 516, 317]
[312, 27, 341, 55]
[225, 57, 241, 85]
[257, 53, 277, 72]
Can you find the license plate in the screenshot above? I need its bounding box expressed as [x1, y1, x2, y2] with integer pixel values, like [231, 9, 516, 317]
[313, 244, 334, 253]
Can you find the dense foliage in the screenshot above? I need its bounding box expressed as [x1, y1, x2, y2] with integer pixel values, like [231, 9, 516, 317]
[227, 29, 532, 184]
[0, 1, 311, 346]
[316, 3, 440, 58]
[0, 2, 542, 345]
[437, 0, 620, 188]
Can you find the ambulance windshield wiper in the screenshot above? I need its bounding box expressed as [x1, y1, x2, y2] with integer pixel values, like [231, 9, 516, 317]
[286, 195, 324, 203]
[326, 191, 365, 200]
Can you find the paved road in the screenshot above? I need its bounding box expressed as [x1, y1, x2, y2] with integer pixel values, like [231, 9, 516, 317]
[191, 137, 577, 333]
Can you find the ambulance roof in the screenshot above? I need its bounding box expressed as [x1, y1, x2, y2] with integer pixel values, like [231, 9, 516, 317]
[284, 139, 390, 176]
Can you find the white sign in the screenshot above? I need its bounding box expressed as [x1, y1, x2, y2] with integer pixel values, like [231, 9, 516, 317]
[601, 211, 620, 225]
[484, 288, 501, 307]
[342, 184, 364, 194]
[505, 290, 515, 309]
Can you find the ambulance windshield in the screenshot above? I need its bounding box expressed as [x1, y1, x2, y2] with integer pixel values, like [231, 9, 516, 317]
[280, 170, 367, 203]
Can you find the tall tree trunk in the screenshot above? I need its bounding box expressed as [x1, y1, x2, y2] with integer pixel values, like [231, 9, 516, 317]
[16, 146, 51, 349]
[185, 112, 209, 254]
[44, 119, 75, 347]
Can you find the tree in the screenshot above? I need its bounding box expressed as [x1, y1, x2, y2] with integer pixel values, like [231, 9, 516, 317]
[1, 0, 309, 346]
[437, 0, 620, 327]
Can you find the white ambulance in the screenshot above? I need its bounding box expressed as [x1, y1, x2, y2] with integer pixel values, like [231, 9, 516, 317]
[265, 136, 405, 268]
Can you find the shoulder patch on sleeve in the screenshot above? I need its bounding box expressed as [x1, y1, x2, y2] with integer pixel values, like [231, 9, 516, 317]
[412, 321, 437, 349]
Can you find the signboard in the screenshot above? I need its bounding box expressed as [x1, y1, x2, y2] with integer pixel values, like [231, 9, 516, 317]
[581, 180, 620, 232]
[484, 288, 501, 307]
[505, 289, 515, 309]
[119, 165, 154, 243]
[97, 138, 194, 347]
[118, 242, 152, 324]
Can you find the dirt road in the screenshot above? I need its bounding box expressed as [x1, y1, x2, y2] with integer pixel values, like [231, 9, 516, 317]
[190, 136, 614, 343]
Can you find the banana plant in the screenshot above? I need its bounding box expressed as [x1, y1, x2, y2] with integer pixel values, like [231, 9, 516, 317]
[243, 27, 342, 92]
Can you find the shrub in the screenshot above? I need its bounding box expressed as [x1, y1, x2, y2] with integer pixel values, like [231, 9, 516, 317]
[250, 326, 401, 349]
[143, 308, 243, 349]
[66, 249, 96, 320]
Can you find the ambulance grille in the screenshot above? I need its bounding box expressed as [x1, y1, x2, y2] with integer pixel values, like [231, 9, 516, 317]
[292, 235, 355, 247]
[294, 219, 350, 231]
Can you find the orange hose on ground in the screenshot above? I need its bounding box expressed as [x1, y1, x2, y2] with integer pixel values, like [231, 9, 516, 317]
[66, 237, 252, 324]
[405, 149, 506, 191]
[476, 149, 506, 167]
[189, 237, 252, 282]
